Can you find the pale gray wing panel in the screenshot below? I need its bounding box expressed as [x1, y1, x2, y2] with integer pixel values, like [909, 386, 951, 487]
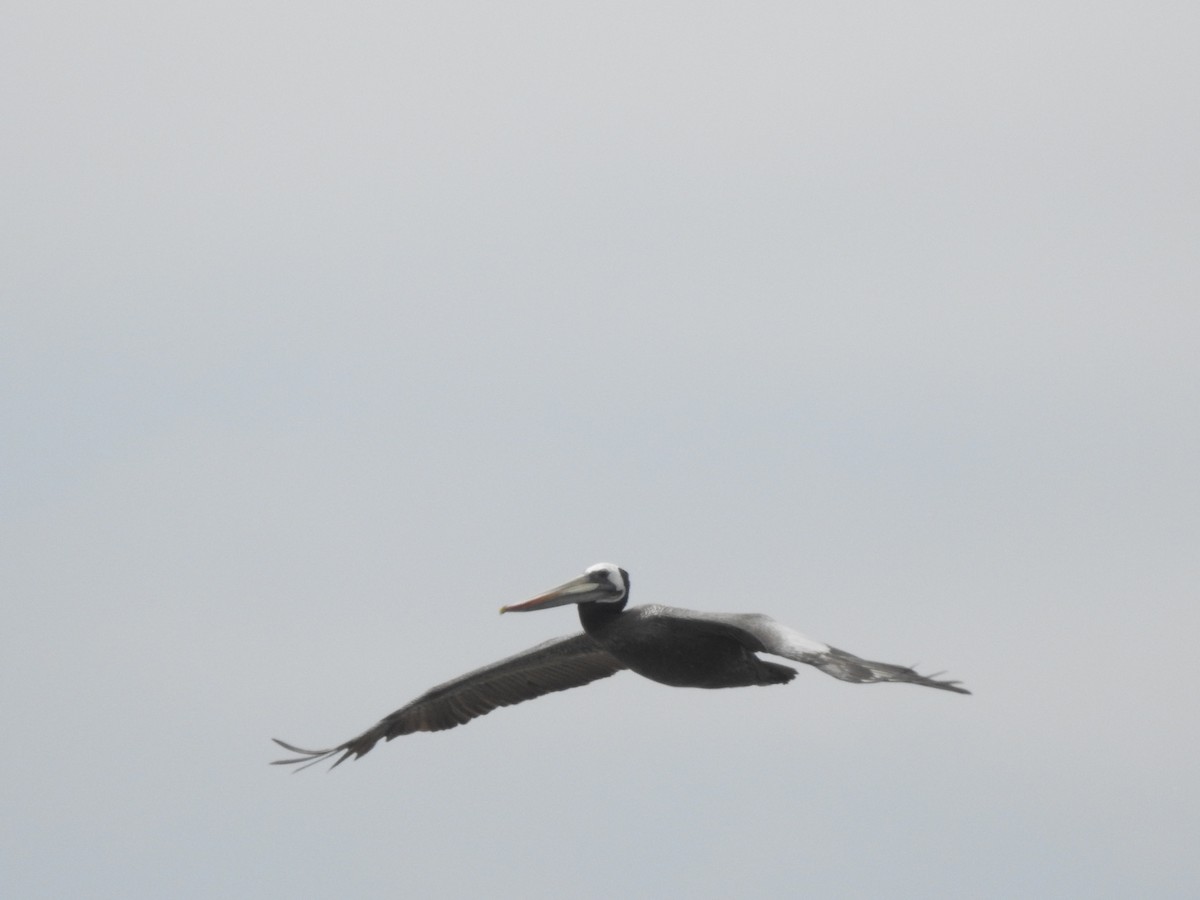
[644, 608, 831, 658]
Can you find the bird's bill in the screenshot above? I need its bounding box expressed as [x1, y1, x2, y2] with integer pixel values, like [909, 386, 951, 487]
[500, 573, 608, 614]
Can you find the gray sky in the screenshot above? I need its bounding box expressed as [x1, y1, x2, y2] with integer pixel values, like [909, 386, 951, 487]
[3, 3, 1197, 898]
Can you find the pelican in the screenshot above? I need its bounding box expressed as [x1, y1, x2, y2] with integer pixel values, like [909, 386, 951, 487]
[273, 563, 969, 769]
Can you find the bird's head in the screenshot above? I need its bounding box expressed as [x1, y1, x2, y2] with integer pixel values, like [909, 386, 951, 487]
[500, 562, 630, 614]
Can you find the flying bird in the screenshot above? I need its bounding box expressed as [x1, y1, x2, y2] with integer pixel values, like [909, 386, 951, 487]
[273, 563, 969, 770]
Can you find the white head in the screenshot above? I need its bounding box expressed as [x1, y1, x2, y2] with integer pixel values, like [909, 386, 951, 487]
[583, 562, 627, 600]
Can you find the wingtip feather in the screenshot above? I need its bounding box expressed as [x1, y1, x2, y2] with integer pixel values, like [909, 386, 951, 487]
[270, 737, 344, 771]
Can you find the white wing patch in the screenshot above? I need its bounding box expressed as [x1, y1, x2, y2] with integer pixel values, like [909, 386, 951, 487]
[728, 612, 970, 693]
[764, 622, 831, 659]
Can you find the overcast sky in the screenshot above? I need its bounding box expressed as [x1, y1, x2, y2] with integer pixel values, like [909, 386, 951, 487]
[3, 3, 1198, 898]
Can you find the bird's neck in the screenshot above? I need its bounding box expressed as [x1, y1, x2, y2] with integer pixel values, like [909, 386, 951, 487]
[578, 600, 626, 636]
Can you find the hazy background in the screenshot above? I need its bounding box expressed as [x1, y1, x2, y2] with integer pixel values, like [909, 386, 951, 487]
[4, 3, 1197, 897]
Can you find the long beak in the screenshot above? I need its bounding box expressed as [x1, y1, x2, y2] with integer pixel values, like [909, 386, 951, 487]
[500, 573, 607, 614]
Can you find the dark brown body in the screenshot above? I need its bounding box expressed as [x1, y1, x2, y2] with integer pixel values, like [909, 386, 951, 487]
[578, 602, 796, 688]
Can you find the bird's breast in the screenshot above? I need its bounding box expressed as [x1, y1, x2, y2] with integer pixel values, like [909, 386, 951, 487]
[598, 620, 773, 689]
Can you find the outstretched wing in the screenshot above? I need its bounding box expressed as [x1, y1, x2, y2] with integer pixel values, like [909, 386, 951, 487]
[666, 609, 971, 695]
[272, 632, 627, 770]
